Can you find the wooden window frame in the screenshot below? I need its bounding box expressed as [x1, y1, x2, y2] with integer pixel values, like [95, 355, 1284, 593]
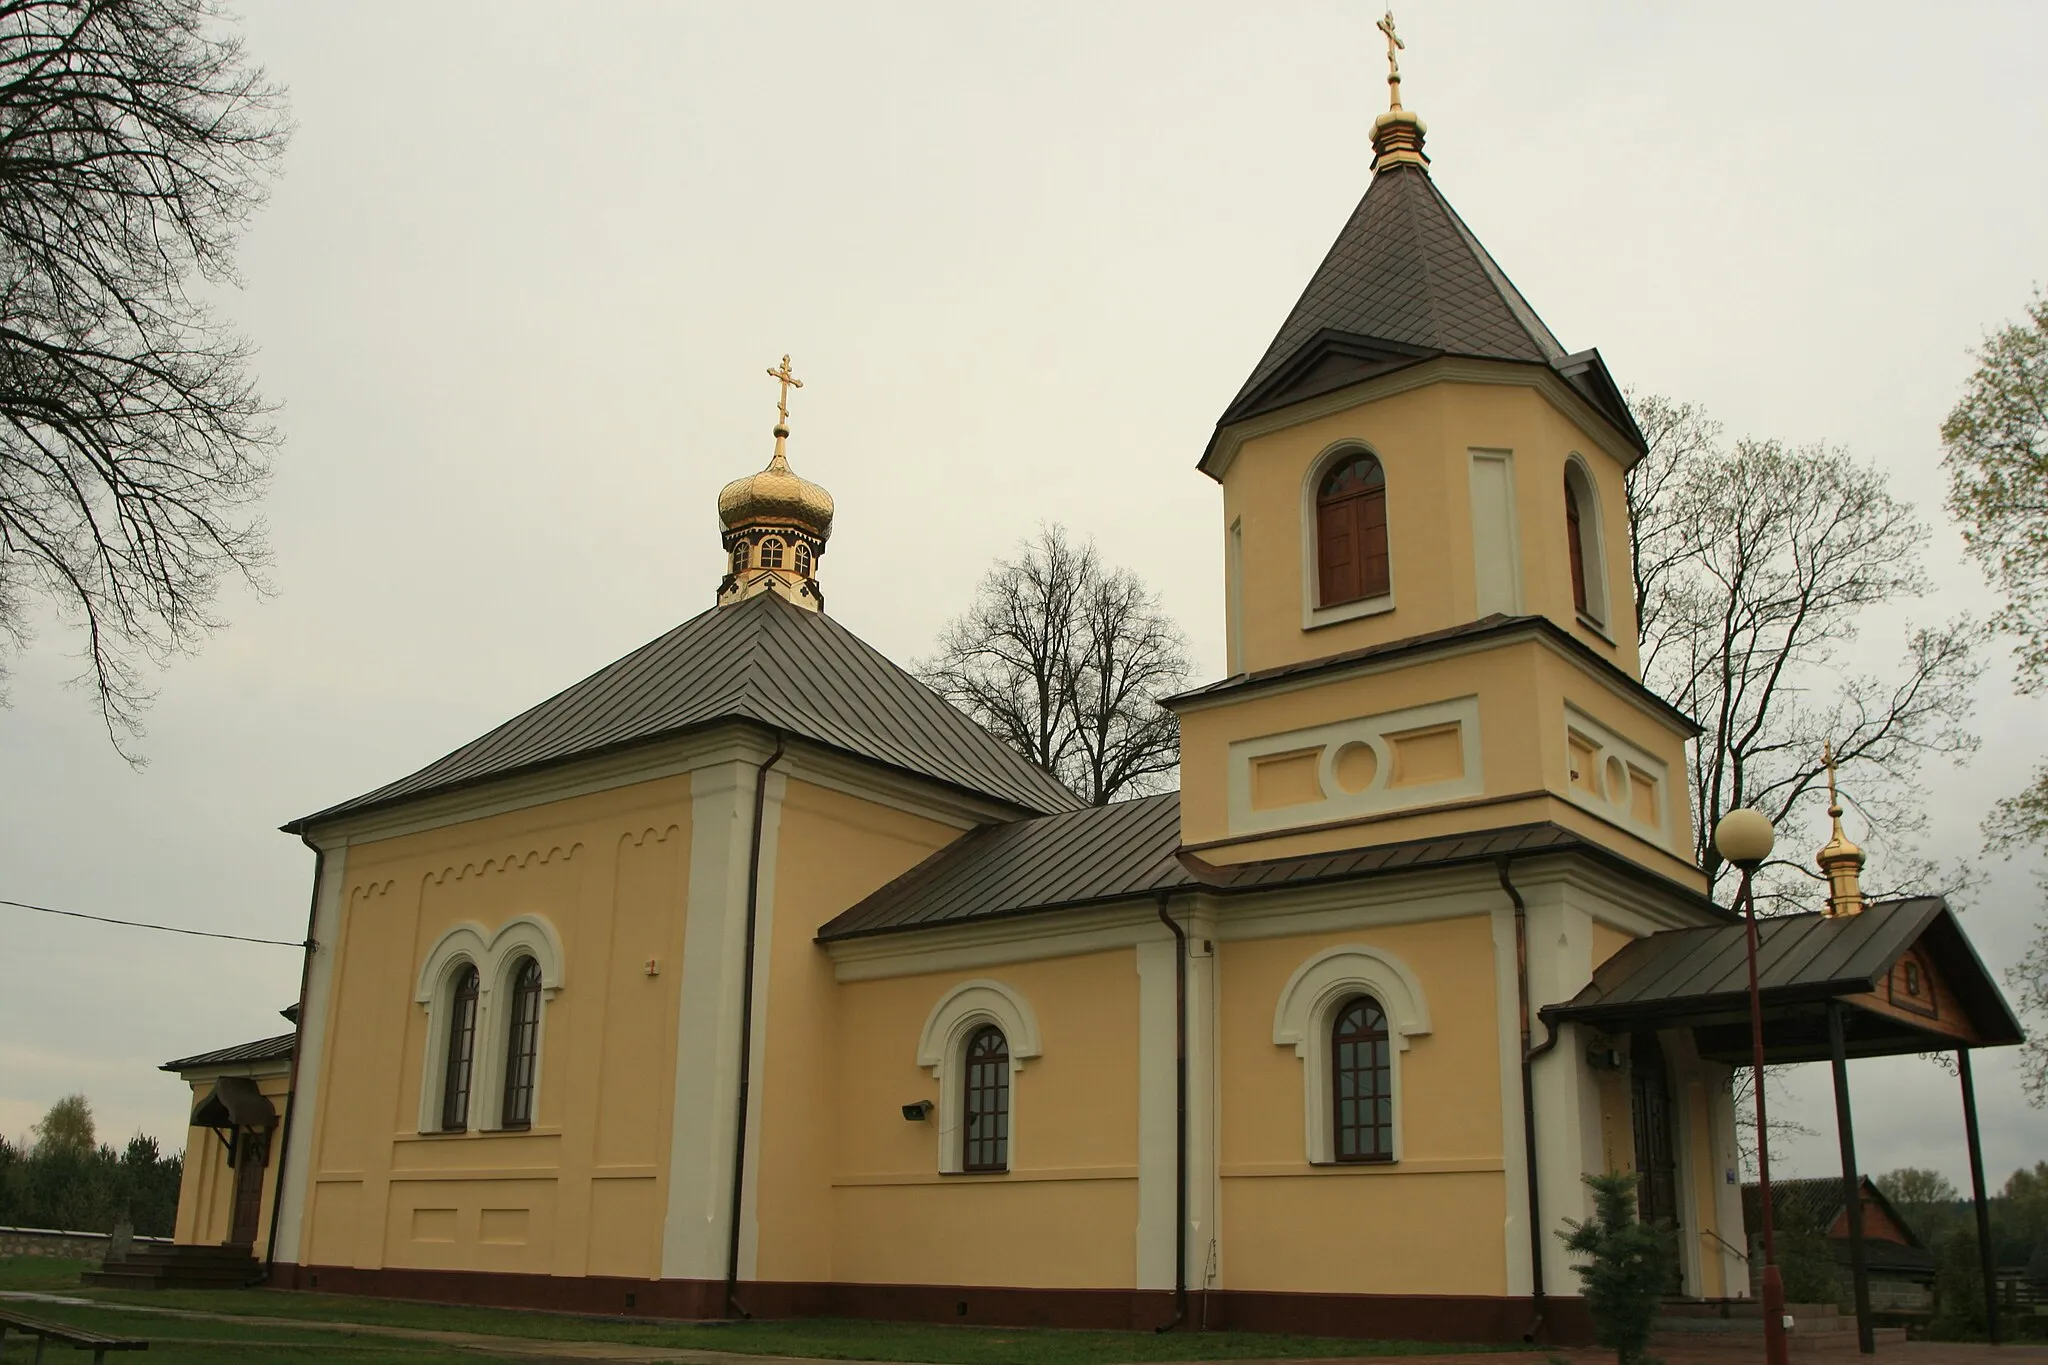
[499, 957, 543, 1130]
[1315, 454, 1391, 610]
[440, 964, 480, 1133]
[1330, 995, 1393, 1164]
[961, 1024, 1010, 1173]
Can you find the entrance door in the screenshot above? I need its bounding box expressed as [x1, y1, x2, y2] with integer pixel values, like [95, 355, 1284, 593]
[228, 1130, 268, 1246]
[1630, 1031, 1681, 1247]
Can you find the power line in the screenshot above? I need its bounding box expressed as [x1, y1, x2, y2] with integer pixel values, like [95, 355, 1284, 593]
[0, 897, 305, 949]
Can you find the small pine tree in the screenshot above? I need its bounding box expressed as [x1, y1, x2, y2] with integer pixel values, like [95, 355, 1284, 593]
[1560, 1171, 1676, 1365]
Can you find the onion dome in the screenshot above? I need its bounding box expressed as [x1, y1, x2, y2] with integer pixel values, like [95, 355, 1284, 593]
[718, 355, 833, 613]
[1816, 744, 1866, 918]
[717, 436, 834, 543]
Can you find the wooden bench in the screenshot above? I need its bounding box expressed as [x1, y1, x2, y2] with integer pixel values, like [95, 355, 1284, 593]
[0, 1308, 148, 1363]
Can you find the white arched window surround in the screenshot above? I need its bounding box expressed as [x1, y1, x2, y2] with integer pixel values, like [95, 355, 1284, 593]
[1563, 454, 1610, 629]
[1300, 439, 1397, 630]
[917, 979, 1042, 1174]
[1272, 944, 1431, 1165]
[414, 916, 565, 1134]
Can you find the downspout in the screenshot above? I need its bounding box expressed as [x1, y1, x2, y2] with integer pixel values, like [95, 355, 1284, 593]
[1497, 854, 1556, 1344]
[261, 838, 325, 1287]
[1153, 893, 1188, 1333]
[724, 734, 785, 1320]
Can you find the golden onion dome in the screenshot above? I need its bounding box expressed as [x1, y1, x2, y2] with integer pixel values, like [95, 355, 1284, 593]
[717, 433, 834, 542]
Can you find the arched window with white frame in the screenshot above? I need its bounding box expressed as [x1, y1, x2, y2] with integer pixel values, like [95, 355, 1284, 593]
[499, 956, 543, 1130]
[918, 979, 1041, 1174]
[440, 964, 480, 1132]
[1563, 457, 1609, 627]
[1273, 944, 1431, 1165]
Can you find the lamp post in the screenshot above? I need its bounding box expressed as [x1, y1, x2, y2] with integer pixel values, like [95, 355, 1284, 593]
[1715, 808, 1787, 1365]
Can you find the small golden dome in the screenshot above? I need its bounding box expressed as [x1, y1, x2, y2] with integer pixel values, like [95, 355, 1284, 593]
[717, 432, 834, 542]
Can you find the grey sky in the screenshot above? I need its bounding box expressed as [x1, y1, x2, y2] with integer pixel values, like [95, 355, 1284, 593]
[2, 1, 2045, 1194]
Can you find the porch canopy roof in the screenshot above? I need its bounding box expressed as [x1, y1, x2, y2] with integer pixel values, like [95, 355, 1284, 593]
[1541, 896, 2022, 1065]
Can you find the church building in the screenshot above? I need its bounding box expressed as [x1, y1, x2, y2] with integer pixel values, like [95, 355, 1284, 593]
[154, 29, 2019, 1343]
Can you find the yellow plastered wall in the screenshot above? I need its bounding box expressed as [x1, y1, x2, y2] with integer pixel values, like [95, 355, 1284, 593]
[172, 1070, 291, 1254]
[302, 776, 692, 1277]
[829, 951, 1142, 1289]
[1220, 379, 1640, 678]
[1217, 915, 1507, 1294]
[752, 778, 962, 1284]
[1178, 634, 1703, 892]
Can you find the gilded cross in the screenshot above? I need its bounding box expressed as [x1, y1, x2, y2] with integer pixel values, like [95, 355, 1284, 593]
[1376, 9, 1406, 109]
[766, 354, 803, 428]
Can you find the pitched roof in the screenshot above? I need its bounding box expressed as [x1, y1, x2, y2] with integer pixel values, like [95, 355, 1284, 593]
[161, 1033, 295, 1073]
[1741, 1177, 1925, 1251]
[1544, 897, 2025, 1054]
[1207, 162, 1644, 460]
[288, 592, 1082, 830]
[818, 804, 1700, 943]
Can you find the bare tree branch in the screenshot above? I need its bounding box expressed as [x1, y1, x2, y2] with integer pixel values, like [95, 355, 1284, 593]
[918, 524, 1192, 806]
[1626, 394, 1983, 910]
[0, 0, 289, 758]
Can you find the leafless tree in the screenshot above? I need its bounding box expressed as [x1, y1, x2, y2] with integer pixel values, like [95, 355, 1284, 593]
[918, 525, 1191, 805]
[1626, 396, 1983, 909]
[0, 0, 288, 756]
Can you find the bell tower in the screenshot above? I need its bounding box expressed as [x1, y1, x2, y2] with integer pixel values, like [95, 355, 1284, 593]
[1170, 15, 1704, 893]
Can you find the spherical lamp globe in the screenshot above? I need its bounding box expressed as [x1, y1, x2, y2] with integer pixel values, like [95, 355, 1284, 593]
[1713, 808, 1776, 870]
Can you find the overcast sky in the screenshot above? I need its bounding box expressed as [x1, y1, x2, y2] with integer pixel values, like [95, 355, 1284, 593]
[3, 1, 2046, 1197]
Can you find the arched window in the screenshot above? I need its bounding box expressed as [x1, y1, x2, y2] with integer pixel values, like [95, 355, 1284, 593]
[731, 542, 749, 574]
[1565, 475, 1588, 615]
[1316, 454, 1390, 607]
[500, 957, 543, 1130]
[760, 537, 785, 569]
[1563, 461, 1608, 626]
[1331, 996, 1391, 1162]
[962, 1025, 1010, 1173]
[794, 543, 813, 577]
[440, 964, 480, 1132]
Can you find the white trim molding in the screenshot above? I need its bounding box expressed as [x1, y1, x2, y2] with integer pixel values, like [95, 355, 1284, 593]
[1272, 944, 1432, 1165]
[1227, 695, 1484, 837]
[918, 978, 1042, 1175]
[413, 915, 566, 1134]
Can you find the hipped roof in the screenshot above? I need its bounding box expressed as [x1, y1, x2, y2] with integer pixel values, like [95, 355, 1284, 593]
[1206, 161, 1644, 467]
[287, 592, 1081, 831]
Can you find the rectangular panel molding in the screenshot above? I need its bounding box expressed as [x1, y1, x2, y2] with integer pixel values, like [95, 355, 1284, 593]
[1226, 696, 1484, 836]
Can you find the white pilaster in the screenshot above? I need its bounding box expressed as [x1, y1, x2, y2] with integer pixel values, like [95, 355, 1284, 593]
[1492, 903, 1534, 1296]
[271, 841, 348, 1264]
[1135, 931, 1177, 1291]
[734, 768, 786, 1281]
[1525, 883, 1599, 1300]
[660, 754, 780, 1281]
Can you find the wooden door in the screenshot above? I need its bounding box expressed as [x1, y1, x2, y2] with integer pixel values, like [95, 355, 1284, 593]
[228, 1130, 267, 1246]
[1629, 1032, 1683, 1290]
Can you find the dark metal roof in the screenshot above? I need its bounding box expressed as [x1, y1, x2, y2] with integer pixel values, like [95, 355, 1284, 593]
[287, 592, 1081, 830]
[1166, 613, 1701, 738]
[1205, 163, 1645, 463]
[1543, 897, 2025, 1053]
[820, 792, 1193, 940]
[818, 805, 1704, 943]
[161, 1033, 295, 1073]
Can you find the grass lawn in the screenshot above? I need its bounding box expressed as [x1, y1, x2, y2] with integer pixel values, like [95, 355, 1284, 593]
[1, 1256, 1526, 1364]
[0, 1255, 96, 1290]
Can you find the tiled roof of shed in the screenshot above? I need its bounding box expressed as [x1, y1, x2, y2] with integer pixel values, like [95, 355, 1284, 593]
[288, 592, 1081, 830]
[160, 1033, 295, 1073]
[818, 804, 1686, 942]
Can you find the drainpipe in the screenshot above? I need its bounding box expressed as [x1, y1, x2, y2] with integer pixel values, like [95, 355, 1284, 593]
[724, 734, 785, 1320]
[1153, 893, 1188, 1333]
[261, 838, 325, 1287]
[1496, 855, 1553, 1344]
